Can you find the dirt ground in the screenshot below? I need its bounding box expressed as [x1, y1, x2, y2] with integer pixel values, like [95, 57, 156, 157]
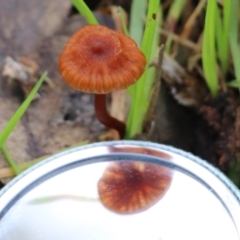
[0, 0, 107, 177]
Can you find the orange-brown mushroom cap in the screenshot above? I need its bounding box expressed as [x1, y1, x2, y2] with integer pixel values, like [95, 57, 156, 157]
[58, 25, 146, 94]
[98, 161, 172, 214]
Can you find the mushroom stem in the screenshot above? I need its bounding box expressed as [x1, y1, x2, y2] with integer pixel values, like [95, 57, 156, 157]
[94, 94, 126, 139]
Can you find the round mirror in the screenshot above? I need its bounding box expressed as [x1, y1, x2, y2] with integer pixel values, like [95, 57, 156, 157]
[0, 141, 239, 240]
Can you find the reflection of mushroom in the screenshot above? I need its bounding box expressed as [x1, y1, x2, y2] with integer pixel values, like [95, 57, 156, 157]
[58, 25, 146, 138]
[98, 161, 172, 214]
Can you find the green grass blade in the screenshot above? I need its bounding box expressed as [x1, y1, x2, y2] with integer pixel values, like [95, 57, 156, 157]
[144, 7, 162, 100]
[129, 0, 148, 47]
[215, 0, 230, 76]
[127, 0, 148, 125]
[215, 5, 224, 73]
[0, 72, 47, 146]
[1, 144, 21, 175]
[221, 0, 231, 74]
[202, 0, 218, 97]
[127, 0, 148, 97]
[227, 79, 240, 89]
[140, 0, 159, 66]
[71, 0, 98, 25]
[126, 0, 160, 138]
[229, 0, 240, 80]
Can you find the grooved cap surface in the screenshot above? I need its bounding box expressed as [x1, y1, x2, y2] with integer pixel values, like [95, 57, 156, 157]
[98, 161, 172, 214]
[58, 25, 146, 94]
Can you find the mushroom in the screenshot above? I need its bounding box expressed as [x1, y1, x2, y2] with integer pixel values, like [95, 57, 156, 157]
[58, 25, 146, 138]
[98, 161, 172, 214]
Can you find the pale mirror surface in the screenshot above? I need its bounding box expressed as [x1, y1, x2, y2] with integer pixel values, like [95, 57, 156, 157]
[0, 161, 238, 240]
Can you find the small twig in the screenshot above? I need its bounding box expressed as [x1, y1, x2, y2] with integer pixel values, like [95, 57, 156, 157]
[180, 0, 207, 39]
[160, 28, 199, 50]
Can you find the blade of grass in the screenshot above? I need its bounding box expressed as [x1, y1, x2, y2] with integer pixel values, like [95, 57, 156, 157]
[144, 7, 162, 101]
[202, 0, 218, 97]
[127, 0, 148, 97]
[215, 5, 223, 68]
[215, 0, 231, 75]
[1, 144, 21, 175]
[0, 72, 47, 146]
[227, 79, 240, 89]
[129, 0, 148, 47]
[127, 8, 161, 133]
[229, 0, 240, 81]
[127, 0, 148, 123]
[126, 0, 160, 138]
[221, 0, 231, 74]
[71, 0, 98, 25]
